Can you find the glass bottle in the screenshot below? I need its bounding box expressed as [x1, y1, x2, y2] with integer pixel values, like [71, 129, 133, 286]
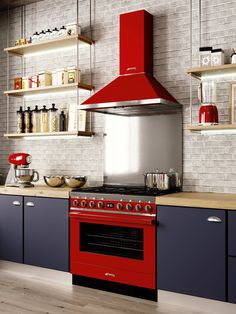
[38, 30, 46, 41]
[41, 105, 49, 133]
[16, 106, 24, 134]
[31, 32, 39, 43]
[59, 111, 66, 131]
[45, 29, 52, 40]
[32, 105, 41, 133]
[24, 107, 32, 133]
[49, 103, 59, 132]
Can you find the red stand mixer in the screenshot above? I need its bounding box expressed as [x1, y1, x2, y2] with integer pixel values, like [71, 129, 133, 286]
[5, 153, 39, 188]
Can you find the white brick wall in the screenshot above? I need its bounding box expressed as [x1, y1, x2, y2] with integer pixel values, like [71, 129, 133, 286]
[0, 0, 236, 192]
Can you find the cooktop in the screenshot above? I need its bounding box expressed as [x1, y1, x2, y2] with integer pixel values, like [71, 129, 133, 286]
[72, 184, 179, 196]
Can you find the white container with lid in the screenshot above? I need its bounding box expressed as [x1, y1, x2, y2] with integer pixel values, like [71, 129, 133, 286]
[231, 49, 236, 64]
[57, 68, 68, 85]
[38, 71, 52, 87]
[52, 70, 58, 86]
[211, 48, 224, 66]
[66, 23, 81, 36]
[199, 47, 212, 67]
[67, 66, 80, 84]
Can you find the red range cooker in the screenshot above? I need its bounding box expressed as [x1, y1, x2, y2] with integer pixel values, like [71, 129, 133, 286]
[70, 185, 174, 301]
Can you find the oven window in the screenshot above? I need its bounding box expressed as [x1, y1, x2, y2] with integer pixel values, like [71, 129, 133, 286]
[80, 223, 144, 260]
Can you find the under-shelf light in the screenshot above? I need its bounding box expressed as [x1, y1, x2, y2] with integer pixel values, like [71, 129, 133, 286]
[200, 129, 236, 135]
[23, 45, 77, 57]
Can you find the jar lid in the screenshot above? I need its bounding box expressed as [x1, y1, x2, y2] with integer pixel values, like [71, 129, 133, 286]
[49, 103, 58, 111]
[17, 106, 24, 113]
[67, 66, 79, 70]
[32, 105, 40, 112]
[52, 27, 59, 31]
[25, 106, 31, 112]
[60, 26, 66, 29]
[212, 48, 224, 53]
[38, 71, 52, 75]
[199, 47, 212, 52]
[41, 105, 48, 112]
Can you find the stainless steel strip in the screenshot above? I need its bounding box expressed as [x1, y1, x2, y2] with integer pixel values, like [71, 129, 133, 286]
[70, 207, 156, 217]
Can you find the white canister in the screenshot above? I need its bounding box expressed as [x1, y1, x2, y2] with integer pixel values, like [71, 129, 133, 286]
[52, 70, 58, 86]
[57, 68, 68, 85]
[211, 48, 224, 66]
[199, 47, 212, 67]
[231, 49, 236, 64]
[22, 77, 32, 89]
[67, 66, 80, 84]
[38, 71, 52, 87]
[66, 23, 81, 36]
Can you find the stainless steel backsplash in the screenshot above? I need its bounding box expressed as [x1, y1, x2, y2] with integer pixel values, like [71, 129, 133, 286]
[104, 113, 182, 185]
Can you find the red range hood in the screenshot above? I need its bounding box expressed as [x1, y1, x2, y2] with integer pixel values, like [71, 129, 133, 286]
[81, 10, 181, 116]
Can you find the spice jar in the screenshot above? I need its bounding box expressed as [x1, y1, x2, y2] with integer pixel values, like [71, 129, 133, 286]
[24, 107, 32, 133]
[32, 105, 41, 133]
[31, 75, 39, 88]
[41, 105, 49, 133]
[52, 70, 57, 85]
[49, 103, 59, 132]
[16, 106, 24, 134]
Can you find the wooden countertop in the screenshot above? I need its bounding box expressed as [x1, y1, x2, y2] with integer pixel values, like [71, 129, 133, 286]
[0, 185, 71, 199]
[156, 192, 236, 210]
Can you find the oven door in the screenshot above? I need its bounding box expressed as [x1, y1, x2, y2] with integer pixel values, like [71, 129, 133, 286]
[69, 210, 156, 289]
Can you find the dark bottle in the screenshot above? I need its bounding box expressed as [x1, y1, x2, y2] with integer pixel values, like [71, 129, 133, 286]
[24, 107, 32, 133]
[59, 111, 66, 131]
[16, 106, 24, 133]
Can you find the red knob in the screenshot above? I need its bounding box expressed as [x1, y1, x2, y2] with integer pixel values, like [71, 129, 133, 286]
[145, 205, 152, 212]
[135, 204, 142, 211]
[117, 203, 123, 210]
[98, 201, 104, 208]
[89, 201, 96, 208]
[80, 200, 87, 207]
[73, 199, 78, 206]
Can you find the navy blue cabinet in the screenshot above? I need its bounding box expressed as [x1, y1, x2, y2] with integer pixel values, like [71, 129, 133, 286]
[0, 195, 23, 263]
[24, 197, 69, 272]
[157, 205, 226, 301]
[228, 211, 236, 303]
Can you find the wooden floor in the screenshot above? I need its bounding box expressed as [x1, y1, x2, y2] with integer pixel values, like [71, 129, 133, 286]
[0, 261, 236, 314]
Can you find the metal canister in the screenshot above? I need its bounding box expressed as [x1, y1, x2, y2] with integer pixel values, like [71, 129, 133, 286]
[16, 106, 24, 133]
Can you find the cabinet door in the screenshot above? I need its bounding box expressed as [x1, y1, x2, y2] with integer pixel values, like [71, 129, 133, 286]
[157, 205, 226, 301]
[228, 211, 236, 256]
[228, 257, 236, 303]
[24, 197, 69, 271]
[0, 195, 23, 263]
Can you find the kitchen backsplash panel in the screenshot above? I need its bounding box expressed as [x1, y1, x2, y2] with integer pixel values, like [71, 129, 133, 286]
[1, 0, 236, 192]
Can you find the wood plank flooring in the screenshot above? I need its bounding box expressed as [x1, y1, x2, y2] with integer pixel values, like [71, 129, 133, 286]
[0, 261, 235, 314]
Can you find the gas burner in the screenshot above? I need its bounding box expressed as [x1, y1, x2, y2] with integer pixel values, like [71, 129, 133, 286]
[72, 184, 178, 197]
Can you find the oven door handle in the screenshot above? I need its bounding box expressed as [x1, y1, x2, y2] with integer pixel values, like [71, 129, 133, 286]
[69, 212, 155, 226]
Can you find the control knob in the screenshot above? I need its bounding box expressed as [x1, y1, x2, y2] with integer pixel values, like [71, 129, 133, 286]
[80, 200, 87, 207]
[72, 199, 78, 206]
[117, 203, 124, 210]
[126, 203, 132, 211]
[89, 201, 96, 208]
[98, 201, 104, 208]
[145, 204, 152, 213]
[135, 204, 142, 211]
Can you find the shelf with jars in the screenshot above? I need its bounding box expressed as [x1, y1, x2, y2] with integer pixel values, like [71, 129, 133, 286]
[4, 0, 94, 139]
[187, 1, 236, 135]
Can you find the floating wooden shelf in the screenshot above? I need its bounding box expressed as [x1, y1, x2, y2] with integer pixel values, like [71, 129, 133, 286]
[4, 34, 94, 56]
[188, 124, 236, 133]
[4, 131, 95, 139]
[4, 82, 93, 97]
[187, 64, 236, 79]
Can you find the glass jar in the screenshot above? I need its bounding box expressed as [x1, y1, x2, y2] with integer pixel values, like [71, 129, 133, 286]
[59, 111, 66, 131]
[24, 107, 32, 133]
[38, 30, 46, 41]
[51, 27, 59, 39]
[41, 105, 49, 133]
[45, 29, 52, 40]
[49, 103, 59, 132]
[32, 105, 41, 133]
[58, 26, 67, 37]
[31, 32, 39, 43]
[16, 106, 24, 134]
